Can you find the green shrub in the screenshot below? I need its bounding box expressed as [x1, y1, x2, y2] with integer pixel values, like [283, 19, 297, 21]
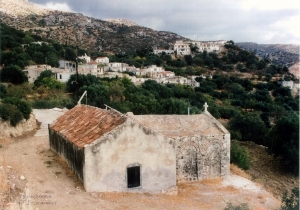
[34, 70, 52, 87]
[228, 112, 267, 145]
[224, 202, 250, 210]
[0, 84, 7, 98]
[2, 97, 32, 120]
[0, 104, 11, 121]
[32, 99, 56, 109]
[6, 83, 34, 99]
[230, 140, 250, 170]
[0, 103, 23, 126]
[229, 130, 242, 141]
[281, 187, 299, 210]
[266, 113, 299, 175]
[219, 107, 238, 119]
[32, 97, 74, 109]
[0, 65, 28, 84]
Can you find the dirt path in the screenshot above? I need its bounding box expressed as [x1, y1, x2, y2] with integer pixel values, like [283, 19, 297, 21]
[0, 109, 282, 210]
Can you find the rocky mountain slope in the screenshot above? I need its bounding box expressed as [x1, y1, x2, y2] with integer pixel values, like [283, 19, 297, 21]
[237, 42, 299, 67]
[289, 63, 300, 79]
[0, 0, 50, 16]
[0, 0, 187, 54]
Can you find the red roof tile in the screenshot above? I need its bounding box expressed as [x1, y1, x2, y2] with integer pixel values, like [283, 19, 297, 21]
[50, 105, 126, 148]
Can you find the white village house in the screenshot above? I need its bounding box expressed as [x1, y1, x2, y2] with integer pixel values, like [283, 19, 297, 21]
[23, 64, 52, 83]
[95, 56, 109, 64]
[59, 59, 76, 72]
[77, 53, 91, 63]
[153, 40, 226, 55]
[105, 62, 129, 72]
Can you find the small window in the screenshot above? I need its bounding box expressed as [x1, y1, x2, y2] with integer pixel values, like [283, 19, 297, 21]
[127, 166, 140, 188]
[59, 75, 62, 79]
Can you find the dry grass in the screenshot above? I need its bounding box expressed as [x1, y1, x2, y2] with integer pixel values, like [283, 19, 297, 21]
[199, 177, 223, 185]
[230, 164, 252, 179]
[217, 185, 240, 193]
[0, 156, 9, 208]
[0, 156, 8, 192]
[53, 153, 84, 189]
[258, 193, 267, 204]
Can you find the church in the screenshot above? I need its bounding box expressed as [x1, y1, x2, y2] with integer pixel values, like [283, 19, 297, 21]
[48, 103, 230, 193]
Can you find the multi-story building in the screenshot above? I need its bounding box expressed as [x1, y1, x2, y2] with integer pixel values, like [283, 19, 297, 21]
[174, 40, 191, 55]
[190, 40, 226, 53]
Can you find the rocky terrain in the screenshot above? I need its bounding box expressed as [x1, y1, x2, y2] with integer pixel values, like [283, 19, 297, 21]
[289, 63, 300, 79]
[0, 0, 187, 54]
[0, 0, 50, 16]
[237, 42, 299, 67]
[104, 18, 139, 27]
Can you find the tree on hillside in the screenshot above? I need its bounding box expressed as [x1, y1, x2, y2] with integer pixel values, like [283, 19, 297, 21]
[3, 97, 32, 120]
[23, 34, 34, 44]
[0, 65, 28, 84]
[266, 113, 299, 175]
[45, 51, 59, 67]
[34, 70, 52, 87]
[228, 112, 267, 145]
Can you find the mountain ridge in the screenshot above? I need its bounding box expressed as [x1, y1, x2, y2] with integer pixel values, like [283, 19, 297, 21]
[0, 0, 51, 16]
[0, 10, 188, 54]
[237, 42, 299, 67]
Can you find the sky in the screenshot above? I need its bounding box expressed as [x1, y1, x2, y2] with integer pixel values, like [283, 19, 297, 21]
[30, 0, 300, 45]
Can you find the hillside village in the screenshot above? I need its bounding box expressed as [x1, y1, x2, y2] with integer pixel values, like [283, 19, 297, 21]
[22, 39, 300, 92]
[23, 40, 229, 87]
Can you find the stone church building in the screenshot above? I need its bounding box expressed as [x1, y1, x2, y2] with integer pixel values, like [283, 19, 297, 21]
[48, 104, 230, 193]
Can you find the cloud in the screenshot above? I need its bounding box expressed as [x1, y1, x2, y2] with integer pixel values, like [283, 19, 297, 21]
[30, 0, 300, 44]
[240, 0, 300, 10]
[42, 2, 72, 12]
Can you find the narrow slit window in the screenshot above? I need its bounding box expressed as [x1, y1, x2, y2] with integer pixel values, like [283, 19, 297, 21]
[127, 166, 140, 188]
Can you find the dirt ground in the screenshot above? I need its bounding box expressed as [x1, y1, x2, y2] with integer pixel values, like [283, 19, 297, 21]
[0, 109, 296, 210]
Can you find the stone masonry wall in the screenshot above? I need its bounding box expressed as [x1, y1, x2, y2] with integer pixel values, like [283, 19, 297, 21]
[176, 134, 230, 183]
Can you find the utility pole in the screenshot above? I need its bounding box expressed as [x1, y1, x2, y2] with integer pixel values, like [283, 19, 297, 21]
[75, 47, 79, 84]
[45, 57, 47, 70]
[76, 57, 79, 83]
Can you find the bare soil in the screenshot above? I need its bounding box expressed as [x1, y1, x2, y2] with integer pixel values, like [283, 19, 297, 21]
[0, 109, 297, 210]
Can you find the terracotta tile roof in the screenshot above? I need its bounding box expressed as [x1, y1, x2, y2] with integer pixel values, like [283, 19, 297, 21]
[50, 105, 126, 148]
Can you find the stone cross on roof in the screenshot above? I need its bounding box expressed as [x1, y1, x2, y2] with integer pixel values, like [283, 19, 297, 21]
[204, 102, 208, 112]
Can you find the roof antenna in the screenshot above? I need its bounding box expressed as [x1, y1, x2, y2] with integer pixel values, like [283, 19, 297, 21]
[77, 90, 87, 105]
